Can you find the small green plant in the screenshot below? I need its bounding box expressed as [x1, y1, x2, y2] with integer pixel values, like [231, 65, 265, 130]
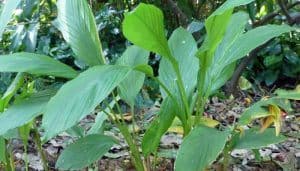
[0, 0, 298, 171]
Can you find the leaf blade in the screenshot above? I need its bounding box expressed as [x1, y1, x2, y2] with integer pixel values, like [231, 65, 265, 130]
[117, 46, 149, 105]
[234, 128, 286, 149]
[55, 0, 105, 66]
[0, 53, 78, 79]
[0, 91, 54, 135]
[56, 134, 115, 170]
[175, 126, 230, 171]
[122, 3, 171, 58]
[42, 65, 131, 140]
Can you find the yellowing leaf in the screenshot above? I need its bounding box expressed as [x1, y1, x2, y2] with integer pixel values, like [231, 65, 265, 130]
[199, 117, 220, 128]
[260, 115, 275, 133]
[260, 105, 282, 136]
[168, 126, 184, 135]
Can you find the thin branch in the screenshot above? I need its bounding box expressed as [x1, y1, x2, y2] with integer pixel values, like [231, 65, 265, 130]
[253, 1, 300, 26]
[165, 0, 189, 27]
[278, 0, 294, 24]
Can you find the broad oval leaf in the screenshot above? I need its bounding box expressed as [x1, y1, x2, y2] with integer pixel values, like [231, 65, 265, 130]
[201, 0, 254, 55]
[234, 128, 286, 149]
[0, 53, 78, 79]
[0, 90, 54, 135]
[208, 12, 249, 93]
[159, 27, 198, 121]
[42, 65, 131, 140]
[117, 46, 149, 105]
[175, 126, 230, 171]
[55, 0, 105, 66]
[122, 3, 171, 59]
[0, 0, 21, 39]
[56, 134, 115, 170]
[159, 27, 198, 98]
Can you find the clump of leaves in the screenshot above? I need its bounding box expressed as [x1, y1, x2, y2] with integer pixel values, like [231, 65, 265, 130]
[0, 0, 298, 171]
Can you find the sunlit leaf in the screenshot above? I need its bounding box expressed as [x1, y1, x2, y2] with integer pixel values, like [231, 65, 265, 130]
[238, 76, 252, 90]
[122, 3, 171, 59]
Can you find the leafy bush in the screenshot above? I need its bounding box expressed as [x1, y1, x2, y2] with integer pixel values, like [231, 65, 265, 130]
[0, 0, 299, 170]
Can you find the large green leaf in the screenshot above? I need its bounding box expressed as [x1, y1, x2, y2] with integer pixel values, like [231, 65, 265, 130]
[200, 0, 254, 56]
[175, 126, 230, 171]
[55, 0, 105, 66]
[0, 53, 78, 79]
[206, 24, 293, 96]
[0, 0, 21, 39]
[117, 46, 149, 105]
[122, 3, 171, 59]
[0, 90, 54, 135]
[56, 134, 115, 170]
[234, 128, 286, 149]
[159, 27, 198, 121]
[159, 27, 198, 98]
[198, 1, 254, 97]
[0, 136, 5, 163]
[42, 65, 131, 140]
[142, 97, 175, 156]
[206, 12, 249, 93]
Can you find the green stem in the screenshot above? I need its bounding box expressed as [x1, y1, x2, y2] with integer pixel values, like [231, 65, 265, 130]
[33, 127, 48, 171]
[8, 145, 15, 171]
[118, 124, 145, 171]
[150, 61, 191, 135]
[130, 104, 138, 140]
[110, 94, 145, 171]
[167, 58, 192, 135]
[195, 55, 209, 126]
[4, 140, 12, 171]
[222, 144, 230, 171]
[173, 63, 190, 120]
[23, 141, 29, 171]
